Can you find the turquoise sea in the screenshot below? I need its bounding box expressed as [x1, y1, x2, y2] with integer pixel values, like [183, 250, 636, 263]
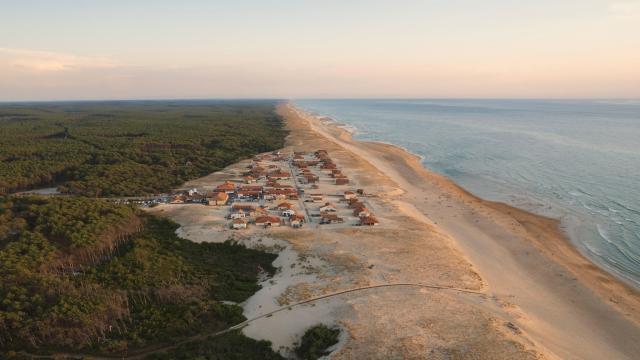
[294, 99, 640, 287]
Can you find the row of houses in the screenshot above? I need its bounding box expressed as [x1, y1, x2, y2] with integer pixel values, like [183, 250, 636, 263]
[314, 191, 378, 226]
[214, 175, 300, 202]
[228, 202, 306, 229]
[345, 194, 379, 226]
[169, 187, 229, 205]
[292, 150, 350, 185]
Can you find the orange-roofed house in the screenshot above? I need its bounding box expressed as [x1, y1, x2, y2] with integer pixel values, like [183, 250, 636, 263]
[304, 174, 319, 184]
[343, 191, 356, 200]
[232, 204, 256, 214]
[290, 214, 306, 228]
[216, 181, 236, 193]
[277, 202, 295, 211]
[353, 206, 371, 218]
[170, 194, 186, 204]
[207, 192, 229, 206]
[360, 216, 379, 226]
[268, 171, 291, 180]
[255, 215, 282, 227]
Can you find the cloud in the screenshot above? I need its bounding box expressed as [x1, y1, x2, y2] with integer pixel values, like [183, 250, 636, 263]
[0, 47, 120, 72]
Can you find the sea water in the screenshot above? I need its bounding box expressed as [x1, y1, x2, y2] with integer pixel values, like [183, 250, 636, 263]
[293, 99, 640, 287]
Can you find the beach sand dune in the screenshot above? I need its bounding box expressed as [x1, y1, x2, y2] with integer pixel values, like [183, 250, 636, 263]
[282, 103, 640, 359]
[151, 103, 640, 359]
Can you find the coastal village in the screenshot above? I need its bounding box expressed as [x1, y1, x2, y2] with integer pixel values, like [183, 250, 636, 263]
[166, 149, 379, 231]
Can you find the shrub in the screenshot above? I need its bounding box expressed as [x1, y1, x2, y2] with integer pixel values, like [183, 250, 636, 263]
[295, 324, 341, 360]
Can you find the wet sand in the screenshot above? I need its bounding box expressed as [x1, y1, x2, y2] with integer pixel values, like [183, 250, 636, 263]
[283, 103, 640, 359]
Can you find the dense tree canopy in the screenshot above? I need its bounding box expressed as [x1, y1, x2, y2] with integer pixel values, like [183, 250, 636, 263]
[0, 101, 288, 358]
[0, 196, 279, 357]
[0, 101, 287, 196]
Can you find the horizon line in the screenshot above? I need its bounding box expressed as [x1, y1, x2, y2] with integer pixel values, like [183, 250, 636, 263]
[2, 97, 640, 104]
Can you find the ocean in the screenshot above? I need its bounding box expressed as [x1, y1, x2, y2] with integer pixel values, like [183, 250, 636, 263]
[293, 99, 640, 287]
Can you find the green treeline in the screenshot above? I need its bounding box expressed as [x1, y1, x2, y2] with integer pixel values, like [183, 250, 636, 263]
[0, 196, 280, 357]
[0, 101, 287, 196]
[0, 101, 289, 358]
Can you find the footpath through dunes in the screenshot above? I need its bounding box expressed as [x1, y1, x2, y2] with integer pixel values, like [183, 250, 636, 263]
[284, 103, 640, 359]
[262, 104, 543, 359]
[148, 104, 542, 359]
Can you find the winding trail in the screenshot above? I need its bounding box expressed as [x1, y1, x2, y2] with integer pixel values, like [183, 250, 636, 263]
[16, 283, 484, 360]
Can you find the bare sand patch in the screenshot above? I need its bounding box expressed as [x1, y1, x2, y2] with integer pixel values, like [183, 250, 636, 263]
[146, 102, 639, 359]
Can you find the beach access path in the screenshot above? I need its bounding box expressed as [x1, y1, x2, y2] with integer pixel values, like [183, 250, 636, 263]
[289, 103, 640, 360]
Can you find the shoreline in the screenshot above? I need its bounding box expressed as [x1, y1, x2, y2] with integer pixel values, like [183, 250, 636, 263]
[298, 104, 640, 289]
[150, 102, 640, 359]
[282, 102, 640, 359]
[293, 103, 640, 300]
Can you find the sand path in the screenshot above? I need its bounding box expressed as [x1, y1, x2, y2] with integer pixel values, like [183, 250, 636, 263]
[151, 103, 639, 359]
[289, 103, 640, 360]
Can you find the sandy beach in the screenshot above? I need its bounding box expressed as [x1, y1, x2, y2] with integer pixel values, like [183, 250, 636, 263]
[150, 102, 640, 359]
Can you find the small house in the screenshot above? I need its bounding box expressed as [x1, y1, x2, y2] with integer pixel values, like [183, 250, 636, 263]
[353, 206, 371, 218]
[170, 194, 186, 204]
[232, 204, 256, 214]
[359, 216, 379, 226]
[208, 192, 229, 206]
[304, 174, 319, 184]
[343, 191, 356, 200]
[321, 162, 337, 170]
[277, 202, 294, 211]
[282, 209, 296, 217]
[268, 171, 291, 180]
[290, 215, 306, 228]
[319, 203, 337, 212]
[232, 219, 248, 230]
[320, 214, 344, 224]
[216, 181, 236, 193]
[255, 215, 282, 227]
[236, 190, 261, 200]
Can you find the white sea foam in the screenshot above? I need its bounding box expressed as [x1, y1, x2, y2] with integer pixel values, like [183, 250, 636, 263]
[293, 99, 640, 287]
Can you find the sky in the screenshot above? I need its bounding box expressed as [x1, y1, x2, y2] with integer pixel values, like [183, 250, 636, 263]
[1, 0, 639, 100]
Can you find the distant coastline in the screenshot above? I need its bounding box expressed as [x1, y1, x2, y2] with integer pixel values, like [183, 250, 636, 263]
[292, 99, 640, 289]
[289, 100, 640, 310]
[321, 111, 639, 289]
[281, 102, 640, 358]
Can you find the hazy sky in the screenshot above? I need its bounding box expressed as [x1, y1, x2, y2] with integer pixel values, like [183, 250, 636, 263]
[1, 0, 639, 100]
